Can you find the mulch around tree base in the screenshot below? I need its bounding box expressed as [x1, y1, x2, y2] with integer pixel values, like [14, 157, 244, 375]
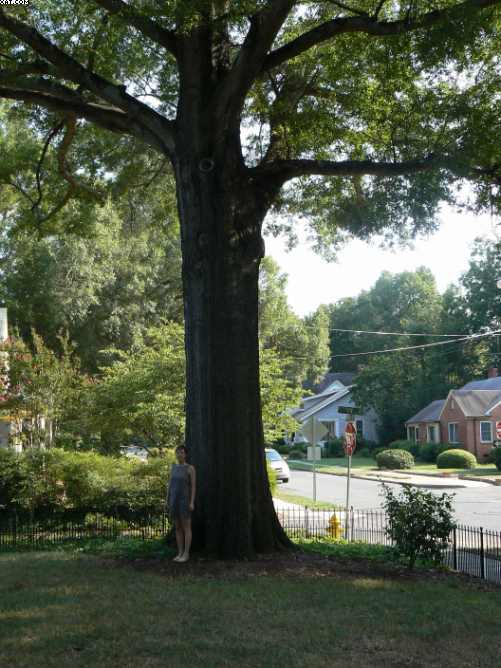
[101, 550, 499, 591]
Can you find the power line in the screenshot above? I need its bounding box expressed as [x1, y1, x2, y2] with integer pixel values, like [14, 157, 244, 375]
[329, 328, 468, 338]
[330, 330, 501, 358]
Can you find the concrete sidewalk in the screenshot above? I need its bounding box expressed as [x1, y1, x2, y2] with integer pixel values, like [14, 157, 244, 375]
[288, 463, 491, 489]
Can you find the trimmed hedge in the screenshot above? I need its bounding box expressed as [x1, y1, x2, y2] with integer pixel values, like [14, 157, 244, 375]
[491, 447, 501, 471]
[376, 449, 415, 470]
[418, 442, 453, 463]
[436, 449, 477, 469]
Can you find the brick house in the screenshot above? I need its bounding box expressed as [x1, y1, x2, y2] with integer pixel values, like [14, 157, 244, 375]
[405, 368, 501, 461]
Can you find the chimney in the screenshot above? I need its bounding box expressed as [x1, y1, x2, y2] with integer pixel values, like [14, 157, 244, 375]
[488, 367, 498, 379]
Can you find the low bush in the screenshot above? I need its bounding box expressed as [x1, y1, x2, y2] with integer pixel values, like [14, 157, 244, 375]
[436, 449, 477, 469]
[491, 447, 501, 471]
[0, 448, 175, 520]
[266, 463, 277, 495]
[386, 439, 413, 453]
[376, 449, 414, 470]
[323, 439, 345, 458]
[358, 447, 372, 458]
[418, 442, 454, 463]
[371, 447, 385, 460]
[381, 483, 456, 569]
[288, 448, 305, 460]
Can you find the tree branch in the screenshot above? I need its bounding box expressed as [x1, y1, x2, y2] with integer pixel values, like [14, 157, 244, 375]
[92, 0, 178, 58]
[252, 154, 443, 186]
[0, 87, 167, 151]
[0, 9, 176, 154]
[0, 71, 83, 102]
[262, 0, 501, 72]
[213, 0, 294, 127]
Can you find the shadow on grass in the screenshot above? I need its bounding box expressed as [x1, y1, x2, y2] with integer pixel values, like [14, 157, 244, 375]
[1, 548, 501, 668]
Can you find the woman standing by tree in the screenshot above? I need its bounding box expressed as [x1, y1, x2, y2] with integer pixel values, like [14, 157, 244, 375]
[167, 445, 196, 562]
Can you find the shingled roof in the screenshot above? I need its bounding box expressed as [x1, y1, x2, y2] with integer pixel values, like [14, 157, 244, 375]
[451, 389, 501, 417]
[304, 372, 357, 394]
[461, 377, 501, 391]
[406, 399, 445, 424]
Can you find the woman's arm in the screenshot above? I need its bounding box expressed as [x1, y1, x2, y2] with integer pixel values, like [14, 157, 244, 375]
[189, 465, 196, 510]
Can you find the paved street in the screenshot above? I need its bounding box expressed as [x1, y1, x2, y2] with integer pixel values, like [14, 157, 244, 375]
[281, 470, 501, 531]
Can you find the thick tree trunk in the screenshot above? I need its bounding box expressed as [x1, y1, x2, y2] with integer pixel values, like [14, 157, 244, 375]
[173, 146, 292, 558]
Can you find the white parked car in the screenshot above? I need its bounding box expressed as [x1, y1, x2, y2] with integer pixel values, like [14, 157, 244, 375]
[265, 448, 290, 483]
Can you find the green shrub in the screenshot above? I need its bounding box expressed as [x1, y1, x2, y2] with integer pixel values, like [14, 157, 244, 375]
[371, 447, 385, 460]
[386, 439, 413, 452]
[358, 447, 371, 458]
[436, 449, 477, 469]
[418, 442, 453, 463]
[381, 483, 456, 569]
[376, 449, 414, 470]
[491, 447, 501, 471]
[266, 463, 277, 495]
[288, 448, 305, 460]
[0, 448, 175, 520]
[356, 438, 378, 453]
[324, 439, 345, 457]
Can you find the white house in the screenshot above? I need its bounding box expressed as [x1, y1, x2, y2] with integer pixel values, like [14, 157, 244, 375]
[289, 372, 380, 444]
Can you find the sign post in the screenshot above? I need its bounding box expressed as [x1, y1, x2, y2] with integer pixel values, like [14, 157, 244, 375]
[344, 422, 357, 537]
[301, 417, 328, 502]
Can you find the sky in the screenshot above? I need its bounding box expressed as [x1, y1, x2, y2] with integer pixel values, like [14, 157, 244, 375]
[263, 205, 499, 318]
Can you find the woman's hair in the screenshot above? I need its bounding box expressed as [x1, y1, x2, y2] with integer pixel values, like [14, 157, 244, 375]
[175, 445, 187, 455]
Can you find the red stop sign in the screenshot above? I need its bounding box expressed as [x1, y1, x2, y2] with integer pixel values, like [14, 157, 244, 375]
[344, 422, 357, 456]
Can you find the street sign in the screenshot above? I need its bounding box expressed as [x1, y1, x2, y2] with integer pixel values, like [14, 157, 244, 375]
[344, 422, 357, 456]
[301, 417, 328, 444]
[344, 422, 357, 529]
[300, 417, 328, 503]
[496, 421, 501, 440]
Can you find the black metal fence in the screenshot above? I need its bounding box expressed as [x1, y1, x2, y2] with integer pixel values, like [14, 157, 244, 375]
[276, 507, 501, 584]
[0, 513, 169, 549]
[1, 507, 501, 584]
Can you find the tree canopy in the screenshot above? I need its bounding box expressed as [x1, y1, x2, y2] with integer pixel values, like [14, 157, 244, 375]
[0, 1, 500, 240]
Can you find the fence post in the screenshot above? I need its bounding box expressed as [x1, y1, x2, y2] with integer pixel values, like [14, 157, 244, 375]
[480, 527, 485, 580]
[350, 506, 354, 542]
[453, 528, 457, 571]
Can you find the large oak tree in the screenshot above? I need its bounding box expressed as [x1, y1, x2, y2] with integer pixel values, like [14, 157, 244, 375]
[1, 0, 500, 557]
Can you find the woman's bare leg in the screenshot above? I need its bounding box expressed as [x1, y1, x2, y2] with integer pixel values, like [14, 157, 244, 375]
[174, 519, 184, 560]
[178, 518, 192, 562]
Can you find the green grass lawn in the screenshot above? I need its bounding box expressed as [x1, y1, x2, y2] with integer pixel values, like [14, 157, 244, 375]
[274, 489, 337, 509]
[288, 456, 500, 478]
[1, 546, 501, 668]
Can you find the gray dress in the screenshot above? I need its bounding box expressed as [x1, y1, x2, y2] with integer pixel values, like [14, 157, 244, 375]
[167, 464, 191, 520]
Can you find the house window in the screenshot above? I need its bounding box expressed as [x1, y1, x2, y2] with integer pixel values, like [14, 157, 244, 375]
[407, 425, 419, 443]
[448, 422, 459, 444]
[321, 421, 337, 440]
[427, 425, 439, 444]
[480, 421, 493, 443]
[356, 419, 364, 437]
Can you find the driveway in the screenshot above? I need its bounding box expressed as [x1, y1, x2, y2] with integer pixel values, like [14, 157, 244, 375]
[281, 470, 501, 530]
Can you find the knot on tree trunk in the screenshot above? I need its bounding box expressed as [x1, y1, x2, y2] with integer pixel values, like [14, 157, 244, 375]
[227, 225, 265, 272]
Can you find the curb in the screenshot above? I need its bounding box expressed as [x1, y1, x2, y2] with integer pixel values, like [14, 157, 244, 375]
[288, 463, 485, 489]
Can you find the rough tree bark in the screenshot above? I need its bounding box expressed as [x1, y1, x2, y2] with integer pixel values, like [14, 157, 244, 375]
[173, 55, 292, 555]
